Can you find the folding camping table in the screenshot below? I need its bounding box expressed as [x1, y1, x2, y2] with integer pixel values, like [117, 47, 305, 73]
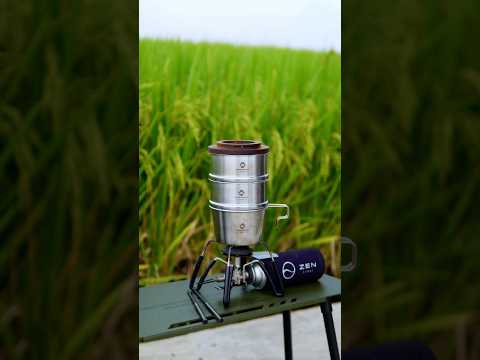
[139, 274, 341, 360]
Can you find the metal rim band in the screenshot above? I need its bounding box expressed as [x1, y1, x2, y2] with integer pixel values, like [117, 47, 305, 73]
[208, 173, 269, 183]
[209, 201, 268, 212]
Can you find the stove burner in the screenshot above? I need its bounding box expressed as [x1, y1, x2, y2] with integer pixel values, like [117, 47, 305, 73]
[188, 240, 285, 323]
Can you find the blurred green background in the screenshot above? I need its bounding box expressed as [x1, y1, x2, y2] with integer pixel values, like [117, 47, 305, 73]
[342, 0, 480, 359]
[0, 1, 137, 358]
[139, 39, 341, 285]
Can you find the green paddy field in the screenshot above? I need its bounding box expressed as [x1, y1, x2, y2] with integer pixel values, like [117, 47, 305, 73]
[139, 39, 341, 284]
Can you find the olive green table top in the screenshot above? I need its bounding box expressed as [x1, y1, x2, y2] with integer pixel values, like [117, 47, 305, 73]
[139, 275, 341, 342]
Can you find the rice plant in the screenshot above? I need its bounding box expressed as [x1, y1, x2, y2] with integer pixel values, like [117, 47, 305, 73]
[0, 1, 138, 358]
[342, 0, 480, 358]
[139, 39, 341, 283]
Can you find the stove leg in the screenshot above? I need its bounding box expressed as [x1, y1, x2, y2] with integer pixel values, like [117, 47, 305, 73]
[189, 240, 213, 290]
[260, 240, 285, 296]
[256, 259, 284, 297]
[320, 300, 340, 360]
[189, 254, 204, 290]
[223, 264, 233, 306]
[222, 246, 234, 306]
[196, 259, 218, 291]
[283, 310, 293, 360]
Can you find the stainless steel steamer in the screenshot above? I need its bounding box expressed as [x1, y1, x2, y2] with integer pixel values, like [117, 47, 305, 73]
[188, 140, 290, 313]
[208, 140, 289, 246]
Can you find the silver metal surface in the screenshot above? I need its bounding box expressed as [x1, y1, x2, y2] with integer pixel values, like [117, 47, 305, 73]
[209, 202, 268, 212]
[232, 258, 244, 285]
[208, 173, 268, 183]
[267, 203, 290, 223]
[208, 141, 289, 246]
[210, 204, 289, 246]
[210, 154, 267, 179]
[209, 201, 269, 211]
[251, 251, 279, 260]
[209, 180, 267, 208]
[247, 261, 267, 289]
[210, 207, 266, 246]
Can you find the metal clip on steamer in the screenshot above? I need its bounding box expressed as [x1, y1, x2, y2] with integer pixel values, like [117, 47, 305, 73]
[188, 140, 290, 323]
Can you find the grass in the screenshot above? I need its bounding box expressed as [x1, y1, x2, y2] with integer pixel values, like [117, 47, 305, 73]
[342, 0, 480, 358]
[139, 39, 341, 283]
[0, 1, 137, 358]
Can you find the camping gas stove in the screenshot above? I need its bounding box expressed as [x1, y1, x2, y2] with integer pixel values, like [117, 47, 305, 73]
[187, 140, 289, 323]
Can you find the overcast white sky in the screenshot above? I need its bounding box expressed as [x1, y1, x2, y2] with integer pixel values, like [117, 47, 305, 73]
[139, 0, 341, 52]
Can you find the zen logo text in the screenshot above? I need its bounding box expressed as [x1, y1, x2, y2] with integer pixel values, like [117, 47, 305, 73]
[299, 262, 317, 271]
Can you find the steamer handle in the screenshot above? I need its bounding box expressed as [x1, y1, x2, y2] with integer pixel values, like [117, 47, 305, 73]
[268, 203, 290, 223]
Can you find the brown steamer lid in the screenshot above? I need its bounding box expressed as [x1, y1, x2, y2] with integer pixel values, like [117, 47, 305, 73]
[208, 140, 269, 155]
